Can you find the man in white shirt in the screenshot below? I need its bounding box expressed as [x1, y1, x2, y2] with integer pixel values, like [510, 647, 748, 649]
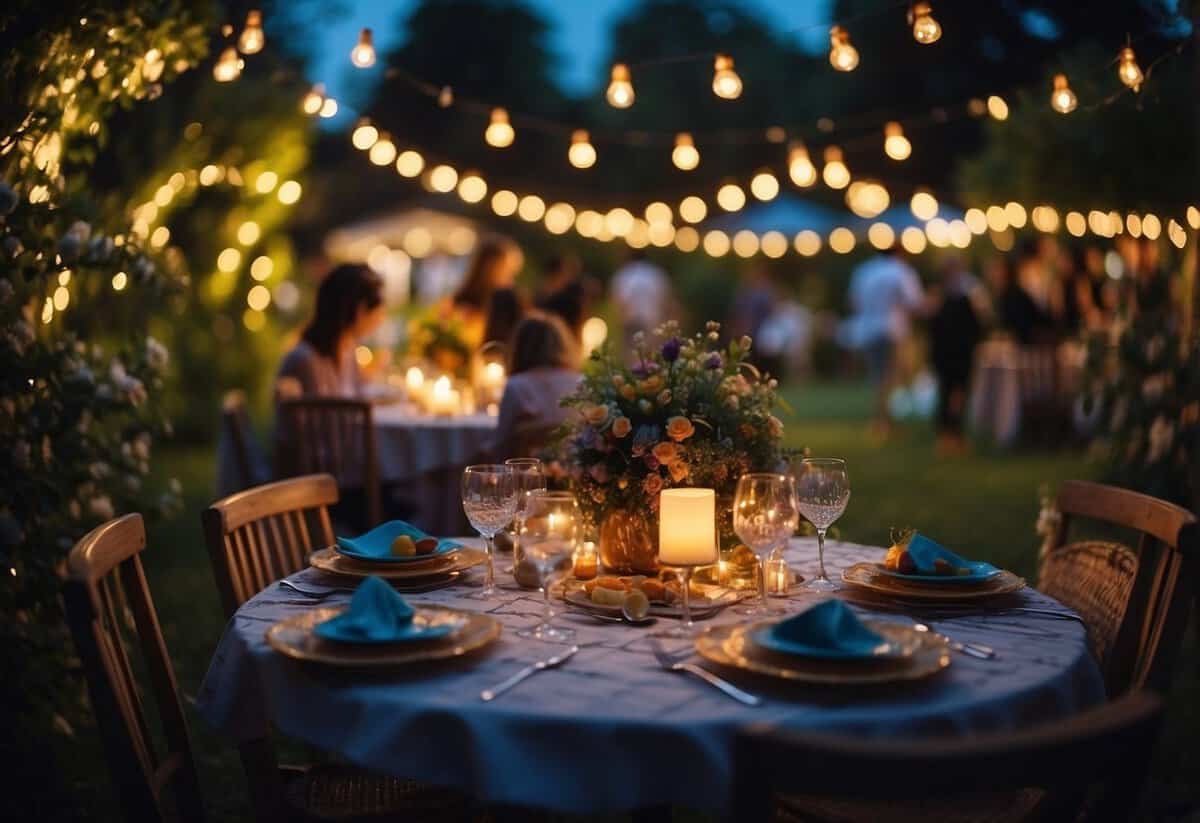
[843, 247, 926, 435]
[610, 251, 672, 355]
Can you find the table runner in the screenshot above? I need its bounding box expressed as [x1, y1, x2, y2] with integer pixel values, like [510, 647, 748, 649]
[196, 538, 1103, 815]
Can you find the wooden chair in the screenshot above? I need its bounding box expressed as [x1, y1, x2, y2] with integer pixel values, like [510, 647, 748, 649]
[63, 514, 205, 823]
[219, 390, 269, 494]
[277, 397, 382, 530]
[1040, 480, 1197, 695]
[729, 690, 1164, 823]
[202, 473, 338, 619]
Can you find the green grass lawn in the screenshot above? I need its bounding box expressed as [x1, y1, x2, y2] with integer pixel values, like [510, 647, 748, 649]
[57, 382, 1198, 821]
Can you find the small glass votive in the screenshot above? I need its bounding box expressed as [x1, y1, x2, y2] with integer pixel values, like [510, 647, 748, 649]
[573, 541, 599, 580]
[765, 557, 792, 596]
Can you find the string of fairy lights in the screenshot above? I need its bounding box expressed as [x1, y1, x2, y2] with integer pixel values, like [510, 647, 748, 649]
[209, 5, 1197, 259]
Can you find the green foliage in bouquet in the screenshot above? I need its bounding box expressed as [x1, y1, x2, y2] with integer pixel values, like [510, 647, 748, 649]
[406, 305, 474, 377]
[1082, 255, 1200, 508]
[557, 321, 789, 542]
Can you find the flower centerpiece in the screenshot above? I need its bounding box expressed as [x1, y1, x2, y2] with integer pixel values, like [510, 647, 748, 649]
[406, 305, 474, 378]
[560, 321, 787, 573]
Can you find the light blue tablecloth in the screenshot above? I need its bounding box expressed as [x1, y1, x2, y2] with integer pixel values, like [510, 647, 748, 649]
[196, 538, 1104, 815]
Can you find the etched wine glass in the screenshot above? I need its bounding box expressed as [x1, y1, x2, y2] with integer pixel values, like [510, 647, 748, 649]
[505, 457, 545, 573]
[793, 458, 851, 591]
[733, 473, 798, 614]
[516, 491, 579, 642]
[461, 464, 518, 598]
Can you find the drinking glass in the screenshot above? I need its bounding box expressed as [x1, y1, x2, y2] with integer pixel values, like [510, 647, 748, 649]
[793, 458, 851, 591]
[516, 491, 579, 643]
[505, 458, 545, 572]
[733, 473, 799, 614]
[461, 464, 518, 598]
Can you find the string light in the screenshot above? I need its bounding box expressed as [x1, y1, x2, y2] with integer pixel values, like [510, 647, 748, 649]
[396, 150, 424, 177]
[679, 196, 707, 223]
[761, 231, 788, 258]
[965, 208, 988, 234]
[674, 226, 700, 252]
[544, 202, 576, 234]
[1117, 46, 1143, 92]
[1004, 201, 1027, 228]
[672, 133, 700, 171]
[750, 170, 780, 201]
[732, 230, 759, 258]
[605, 208, 634, 236]
[352, 121, 378, 150]
[908, 2, 941, 45]
[237, 10, 264, 55]
[350, 28, 376, 68]
[712, 54, 743, 99]
[606, 63, 634, 108]
[847, 181, 889, 218]
[237, 221, 260, 245]
[250, 256, 273, 280]
[829, 227, 856, 253]
[428, 164, 458, 193]
[883, 122, 911, 160]
[1141, 213, 1161, 240]
[302, 84, 325, 115]
[1050, 74, 1077, 114]
[112, 272, 128, 291]
[821, 146, 850, 189]
[1065, 211, 1086, 237]
[794, 230, 821, 256]
[986, 95, 1009, 120]
[369, 134, 396, 165]
[213, 47, 243, 82]
[986, 204, 1008, 232]
[485, 108, 515, 148]
[319, 97, 338, 118]
[568, 130, 596, 169]
[491, 190, 518, 216]
[1126, 213, 1143, 237]
[457, 172, 487, 203]
[900, 226, 927, 254]
[703, 230, 730, 257]
[1188, 206, 1200, 230]
[910, 189, 938, 220]
[517, 195, 546, 222]
[788, 142, 817, 187]
[828, 26, 859, 72]
[255, 170, 278, 193]
[645, 202, 673, 225]
[716, 182, 746, 212]
[868, 222, 896, 249]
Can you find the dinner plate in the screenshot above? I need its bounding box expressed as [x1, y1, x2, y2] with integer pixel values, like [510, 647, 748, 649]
[750, 621, 911, 660]
[313, 608, 467, 645]
[335, 522, 462, 564]
[841, 562, 1026, 602]
[696, 621, 950, 685]
[266, 605, 500, 666]
[873, 560, 1001, 584]
[310, 546, 485, 580]
[560, 582, 741, 620]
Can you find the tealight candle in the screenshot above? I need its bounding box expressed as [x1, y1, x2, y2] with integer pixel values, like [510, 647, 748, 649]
[659, 488, 717, 635]
[573, 541, 598, 580]
[431, 375, 453, 415]
[765, 557, 791, 595]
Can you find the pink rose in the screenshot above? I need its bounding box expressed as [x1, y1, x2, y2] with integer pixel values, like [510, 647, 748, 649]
[652, 441, 678, 465]
[611, 416, 632, 438]
[668, 461, 690, 482]
[620, 384, 637, 401]
[666, 416, 695, 442]
[768, 415, 784, 438]
[583, 403, 610, 426]
[643, 473, 664, 496]
[657, 389, 672, 406]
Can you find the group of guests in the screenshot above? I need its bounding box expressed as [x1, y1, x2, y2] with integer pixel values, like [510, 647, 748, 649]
[275, 236, 584, 471]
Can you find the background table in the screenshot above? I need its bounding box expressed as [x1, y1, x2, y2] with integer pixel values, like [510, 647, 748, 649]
[197, 539, 1104, 816]
[373, 406, 497, 534]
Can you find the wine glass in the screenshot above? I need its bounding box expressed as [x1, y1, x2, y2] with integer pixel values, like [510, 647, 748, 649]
[516, 491, 579, 643]
[733, 473, 799, 614]
[505, 458, 545, 572]
[461, 464, 518, 598]
[793, 458, 851, 591]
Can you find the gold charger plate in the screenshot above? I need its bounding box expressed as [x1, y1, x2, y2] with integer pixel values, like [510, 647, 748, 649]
[695, 621, 951, 685]
[841, 562, 1026, 602]
[310, 546, 485, 580]
[265, 605, 500, 666]
[560, 580, 741, 620]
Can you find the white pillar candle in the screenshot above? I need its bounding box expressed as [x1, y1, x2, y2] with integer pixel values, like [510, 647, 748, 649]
[659, 488, 717, 566]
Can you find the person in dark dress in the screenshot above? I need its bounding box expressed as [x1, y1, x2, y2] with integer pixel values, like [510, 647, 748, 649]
[930, 256, 983, 454]
[993, 255, 1050, 345]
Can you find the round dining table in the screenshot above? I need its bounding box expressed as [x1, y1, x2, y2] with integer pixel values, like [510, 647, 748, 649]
[196, 538, 1103, 816]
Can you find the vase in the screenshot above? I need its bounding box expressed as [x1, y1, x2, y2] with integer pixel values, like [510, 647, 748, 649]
[599, 508, 660, 574]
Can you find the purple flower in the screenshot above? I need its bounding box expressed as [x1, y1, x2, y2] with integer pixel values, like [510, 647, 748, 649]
[632, 424, 659, 456]
[631, 361, 659, 378]
[661, 337, 681, 362]
[705, 352, 723, 370]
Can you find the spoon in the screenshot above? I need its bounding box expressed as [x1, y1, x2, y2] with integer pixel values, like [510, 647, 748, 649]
[565, 606, 657, 626]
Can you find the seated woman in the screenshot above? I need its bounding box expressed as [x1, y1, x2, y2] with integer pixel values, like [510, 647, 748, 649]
[443, 235, 523, 351]
[276, 263, 384, 398]
[485, 312, 581, 461]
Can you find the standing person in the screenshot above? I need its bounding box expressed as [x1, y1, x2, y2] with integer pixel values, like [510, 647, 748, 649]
[536, 253, 589, 339]
[443, 235, 523, 350]
[610, 250, 672, 356]
[843, 246, 925, 437]
[929, 256, 984, 455]
[728, 262, 775, 343]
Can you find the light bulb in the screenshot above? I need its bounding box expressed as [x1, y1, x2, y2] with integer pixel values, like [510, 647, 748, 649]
[485, 107, 515, 148]
[350, 28, 376, 68]
[213, 47, 243, 82]
[301, 84, 324, 115]
[716, 183, 746, 212]
[672, 133, 700, 170]
[712, 54, 742, 99]
[1051, 74, 1077, 114]
[369, 135, 396, 166]
[828, 26, 859, 72]
[911, 190, 939, 221]
[883, 121, 911, 160]
[238, 10, 264, 54]
[908, 2, 941, 44]
[319, 97, 338, 118]
[568, 129, 596, 169]
[351, 120, 378, 150]
[750, 170, 779, 201]
[788, 142, 817, 187]
[438, 86, 454, 107]
[606, 63, 634, 109]
[986, 95, 1009, 120]
[821, 146, 850, 189]
[1117, 47, 1143, 92]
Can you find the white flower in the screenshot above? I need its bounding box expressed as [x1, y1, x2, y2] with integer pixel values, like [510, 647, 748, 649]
[1147, 416, 1175, 464]
[144, 336, 168, 370]
[132, 432, 151, 461]
[88, 495, 114, 521]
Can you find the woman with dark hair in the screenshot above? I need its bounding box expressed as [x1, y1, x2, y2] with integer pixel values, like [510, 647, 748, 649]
[485, 312, 581, 460]
[276, 263, 385, 397]
[444, 235, 523, 349]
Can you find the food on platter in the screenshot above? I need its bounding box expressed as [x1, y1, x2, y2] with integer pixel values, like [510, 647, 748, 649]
[390, 535, 417, 557]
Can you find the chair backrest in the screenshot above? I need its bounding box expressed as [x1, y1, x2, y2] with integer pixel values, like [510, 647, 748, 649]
[202, 473, 339, 619]
[1042, 480, 1197, 695]
[730, 690, 1164, 823]
[62, 514, 204, 823]
[507, 421, 560, 463]
[277, 397, 380, 527]
[219, 390, 264, 494]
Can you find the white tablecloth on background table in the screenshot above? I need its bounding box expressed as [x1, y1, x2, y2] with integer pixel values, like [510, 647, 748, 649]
[196, 538, 1103, 816]
[372, 407, 497, 534]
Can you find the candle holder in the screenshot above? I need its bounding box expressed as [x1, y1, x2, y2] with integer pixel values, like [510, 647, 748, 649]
[765, 556, 792, 596]
[573, 541, 599, 580]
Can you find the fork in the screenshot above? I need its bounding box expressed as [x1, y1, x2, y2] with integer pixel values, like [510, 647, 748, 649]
[647, 636, 762, 706]
[278, 580, 356, 599]
[480, 645, 579, 701]
[912, 622, 996, 660]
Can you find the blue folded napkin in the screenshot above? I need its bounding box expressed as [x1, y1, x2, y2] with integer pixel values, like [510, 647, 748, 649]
[899, 533, 999, 581]
[336, 520, 460, 563]
[754, 600, 896, 659]
[314, 577, 456, 644]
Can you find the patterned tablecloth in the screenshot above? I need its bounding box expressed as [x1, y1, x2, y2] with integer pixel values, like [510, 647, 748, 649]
[196, 538, 1104, 816]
